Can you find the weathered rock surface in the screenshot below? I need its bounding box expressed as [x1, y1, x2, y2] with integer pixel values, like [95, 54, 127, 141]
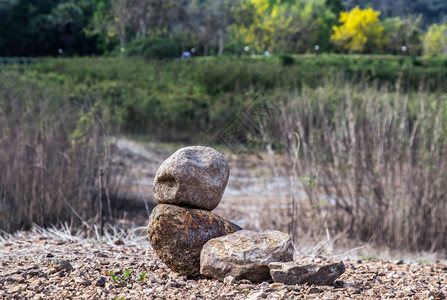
[153, 146, 229, 211]
[148, 204, 241, 276]
[200, 230, 293, 283]
[268, 261, 345, 285]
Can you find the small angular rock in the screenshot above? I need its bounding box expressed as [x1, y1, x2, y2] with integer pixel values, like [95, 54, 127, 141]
[268, 261, 345, 286]
[45, 259, 73, 272]
[223, 276, 235, 285]
[153, 146, 229, 211]
[95, 277, 106, 287]
[200, 230, 293, 283]
[148, 204, 241, 276]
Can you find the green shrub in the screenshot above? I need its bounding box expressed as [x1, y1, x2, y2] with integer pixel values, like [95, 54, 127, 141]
[279, 54, 295, 66]
[3, 55, 447, 142]
[126, 37, 180, 59]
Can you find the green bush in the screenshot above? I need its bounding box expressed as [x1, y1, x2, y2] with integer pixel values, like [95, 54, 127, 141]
[126, 37, 180, 59]
[3, 55, 447, 141]
[279, 54, 295, 66]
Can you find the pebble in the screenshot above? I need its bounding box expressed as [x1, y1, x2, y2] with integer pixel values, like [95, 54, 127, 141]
[95, 277, 106, 287]
[224, 276, 235, 284]
[248, 292, 267, 299]
[308, 287, 322, 294]
[167, 280, 184, 288]
[8, 284, 25, 293]
[28, 269, 41, 276]
[75, 277, 92, 286]
[114, 239, 124, 245]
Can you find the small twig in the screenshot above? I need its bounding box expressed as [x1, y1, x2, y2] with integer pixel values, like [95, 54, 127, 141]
[332, 246, 368, 259]
[59, 190, 94, 233]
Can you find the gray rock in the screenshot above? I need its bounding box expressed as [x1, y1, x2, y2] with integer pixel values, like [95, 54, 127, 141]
[268, 261, 345, 285]
[95, 277, 106, 287]
[223, 276, 235, 285]
[200, 230, 293, 283]
[148, 204, 241, 276]
[45, 259, 73, 272]
[153, 146, 229, 211]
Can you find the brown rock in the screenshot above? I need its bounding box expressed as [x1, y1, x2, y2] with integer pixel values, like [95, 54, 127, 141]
[268, 261, 345, 286]
[45, 259, 73, 272]
[148, 204, 241, 276]
[153, 146, 229, 211]
[200, 230, 294, 283]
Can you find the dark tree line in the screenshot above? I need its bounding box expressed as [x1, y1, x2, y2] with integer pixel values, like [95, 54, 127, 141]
[0, 0, 100, 56]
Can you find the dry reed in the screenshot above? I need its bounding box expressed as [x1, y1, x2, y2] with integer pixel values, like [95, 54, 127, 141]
[279, 82, 447, 254]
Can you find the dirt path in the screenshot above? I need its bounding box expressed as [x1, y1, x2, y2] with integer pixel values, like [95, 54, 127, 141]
[1, 228, 446, 299]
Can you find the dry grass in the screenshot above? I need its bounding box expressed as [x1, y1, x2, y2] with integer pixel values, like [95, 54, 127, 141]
[277, 82, 447, 254]
[1, 69, 446, 257]
[0, 72, 113, 233]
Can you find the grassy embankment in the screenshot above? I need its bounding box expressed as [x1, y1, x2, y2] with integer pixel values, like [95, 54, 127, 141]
[1, 55, 446, 254]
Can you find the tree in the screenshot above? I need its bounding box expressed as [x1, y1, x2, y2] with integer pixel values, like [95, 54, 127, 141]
[0, 0, 101, 56]
[382, 15, 422, 55]
[331, 6, 383, 53]
[187, 0, 236, 56]
[234, 0, 276, 53]
[326, 0, 344, 16]
[274, 0, 338, 53]
[90, 0, 187, 52]
[423, 23, 447, 57]
[83, 0, 119, 53]
[235, 0, 337, 54]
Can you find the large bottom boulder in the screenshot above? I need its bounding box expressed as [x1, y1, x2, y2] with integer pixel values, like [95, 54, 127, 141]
[148, 204, 241, 276]
[200, 230, 294, 283]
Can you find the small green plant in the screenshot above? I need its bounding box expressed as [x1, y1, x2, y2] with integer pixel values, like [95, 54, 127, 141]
[109, 269, 132, 286]
[138, 273, 148, 282]
[109, 270, 148, 286]
[360, 255, 376, 261]
[416, 259, 429, 265]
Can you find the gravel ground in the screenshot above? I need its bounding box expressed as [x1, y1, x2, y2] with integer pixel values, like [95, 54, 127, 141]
[1, 228, 446, 300]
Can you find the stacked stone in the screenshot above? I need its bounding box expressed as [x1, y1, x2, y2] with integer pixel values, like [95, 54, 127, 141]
[147, 146, 241, 276]
[148, 146, 345, 285]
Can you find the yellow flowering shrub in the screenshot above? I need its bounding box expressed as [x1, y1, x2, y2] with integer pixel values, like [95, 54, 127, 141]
[423, 24, 447, 57]
[331, 6, 383, 53]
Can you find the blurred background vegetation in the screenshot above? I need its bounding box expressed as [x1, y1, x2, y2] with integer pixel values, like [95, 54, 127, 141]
[1, 0, 447, 255]
[0, 0, 447, 57]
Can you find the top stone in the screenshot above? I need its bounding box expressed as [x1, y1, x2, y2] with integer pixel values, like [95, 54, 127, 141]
[153, 146, 229, 211]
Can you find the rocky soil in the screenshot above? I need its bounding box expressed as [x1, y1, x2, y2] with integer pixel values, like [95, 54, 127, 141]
[1, 228, 446, 299]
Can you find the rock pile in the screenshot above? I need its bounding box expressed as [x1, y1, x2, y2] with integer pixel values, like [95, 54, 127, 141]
[148, 145, 346, 285]
[148, 146, 241, 276]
